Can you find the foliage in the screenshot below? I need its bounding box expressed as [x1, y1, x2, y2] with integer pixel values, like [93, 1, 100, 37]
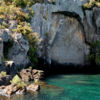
[0, 21, 9, 29]
[27, 32, 41, 66]
[17, 81, 27, 88]
[10, 75, 27, 88]
[34, 79, 39, 83]
[83, 0, 100, 9]
[13, 22, 32, 35]
[88, 41, 100, 65]
[10, 75, 22, 84]
[0, 0, 40, 67]
[13, 22, 40, 66]
[0, 3, 33, 23]
[0, 71, 7, 77]
[2, 0, 42, 8]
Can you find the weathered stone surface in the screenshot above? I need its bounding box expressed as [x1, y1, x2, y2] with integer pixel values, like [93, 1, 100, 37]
[20, 68, 33, 82]
[8, 32, 30, 66]
[9, 20, 17, 29]
[0, 75, 12, 86]
[32, 69, 44, 80]
[16, 88, 26, 95]
[0, 84, 18, 97]
[5, 61, 17, 75]
[83, 7, 100, 43]
[20, 68, 44, 82]
[0, 27, 29, 67]
[27, 83, 40, 92]
[0, 29, 12, 42]
[49, 16, 88, 65]
[31, 3, 89, 65]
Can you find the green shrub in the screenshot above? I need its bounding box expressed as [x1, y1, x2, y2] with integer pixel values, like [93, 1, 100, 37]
[2, 0, 42, 8]
[0, 0, 39, 67]
[13, 22, 40, 66]
[10, 75, 27, 88]
[83, 0, 100, 9]
[10, 75, 22, 84]
[88, 41, 100, 65]
[0, 71, 7, 77]
[17, 81, 27, 88]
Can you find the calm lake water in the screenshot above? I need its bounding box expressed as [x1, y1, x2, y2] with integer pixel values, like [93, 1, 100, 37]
[1, 74, 100, 100]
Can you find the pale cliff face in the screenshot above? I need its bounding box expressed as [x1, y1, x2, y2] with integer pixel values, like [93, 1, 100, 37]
[30, 0, 100, 65]
[0, 0, 100, 66]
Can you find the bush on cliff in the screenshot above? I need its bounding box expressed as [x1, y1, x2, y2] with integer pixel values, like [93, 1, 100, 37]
[88, 41, 100, 65]
[0, 0, 40, 67]
[2, 0, 41, 7]
[13, 22, 41, 66]
[83, 0, 100, 9]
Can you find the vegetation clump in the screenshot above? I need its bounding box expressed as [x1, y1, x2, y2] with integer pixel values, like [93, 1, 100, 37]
[13, 22, 41, 66]
[2, 0, 42, 8]
[0, 71, 7, 77]
[83, 0, 100, 9]
[88, 41, 100, 65]
[0, 0, 40, 66]
[10, 75, 27, 88]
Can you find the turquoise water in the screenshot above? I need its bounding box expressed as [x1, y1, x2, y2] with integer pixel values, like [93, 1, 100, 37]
[1, 74, 100, 100]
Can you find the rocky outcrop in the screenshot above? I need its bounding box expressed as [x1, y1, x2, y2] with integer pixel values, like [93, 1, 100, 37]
[0, 83, 40, 97]
[0, 68, 43, 97]
[0, 84, 26, 97]
[27, 83, 40, 92]
[0, 75, 12, 86]
[20, 68, 44, 82]
[83, 7, 100, 43]
[7, 32, 30, 67]
[0, 19, 30, 67]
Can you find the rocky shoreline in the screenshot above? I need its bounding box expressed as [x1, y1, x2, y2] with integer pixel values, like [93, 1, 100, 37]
[0, 67, 44, 97]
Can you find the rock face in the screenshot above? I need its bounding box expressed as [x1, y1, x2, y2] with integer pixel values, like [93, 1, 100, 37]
[7, 32, 30, 67]
[0, 0, 100, 66]
[30, 0, 100, 66]
[31, 2, 89, 65]
[0, 83, 40, 97]
[49, 16, 87, 65]
[27, 83, 40, 92]
[0, 23, 30, 67]
[0, 84, 26, 97]
[20, 68, 44, 82]
[0, 75, 12, 86]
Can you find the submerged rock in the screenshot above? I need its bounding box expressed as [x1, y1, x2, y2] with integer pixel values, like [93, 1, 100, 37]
[16, 88, 26, 95]
[27, 83, 40, 92]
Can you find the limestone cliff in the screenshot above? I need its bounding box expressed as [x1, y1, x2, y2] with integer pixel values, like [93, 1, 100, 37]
[0, 0, 100, 67]
[30, 0, 100, 66]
